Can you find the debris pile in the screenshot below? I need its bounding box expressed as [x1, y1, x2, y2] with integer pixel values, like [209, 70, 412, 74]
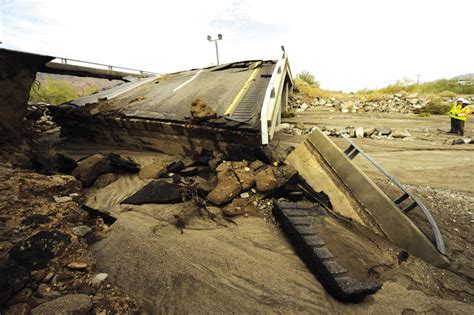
[276, 123, 412, 140]
[0, 164, 136, 314]
[289, 94, 460, 114]
[24, 103, 57, 134]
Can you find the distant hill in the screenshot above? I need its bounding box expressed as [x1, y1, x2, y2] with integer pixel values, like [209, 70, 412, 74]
[30, 73, 122, 105]
[36, 73, 121, 93]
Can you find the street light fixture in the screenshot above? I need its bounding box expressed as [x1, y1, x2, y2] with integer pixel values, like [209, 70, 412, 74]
[207, 34, 223, 65]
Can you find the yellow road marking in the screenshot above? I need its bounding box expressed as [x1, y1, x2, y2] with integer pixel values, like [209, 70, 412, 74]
[224, 61, 262, 115]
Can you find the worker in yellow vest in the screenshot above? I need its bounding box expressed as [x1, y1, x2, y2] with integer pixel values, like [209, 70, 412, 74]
[453, 99, 471, 136]
[449, 98, 463, 133]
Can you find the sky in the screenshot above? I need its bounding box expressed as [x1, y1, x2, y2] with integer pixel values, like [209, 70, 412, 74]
[1, 0, 473, 91]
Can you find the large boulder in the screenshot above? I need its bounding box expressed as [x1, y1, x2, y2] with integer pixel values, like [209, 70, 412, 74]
[71, 154, 112, 187]
[232, 162, 254, 191]
[207, 169, 242, 205]
[391, 129, 411, 138]
[190, 98, 216, 121]
[255, 165, 298, 193]
[255, 167, 278, 192]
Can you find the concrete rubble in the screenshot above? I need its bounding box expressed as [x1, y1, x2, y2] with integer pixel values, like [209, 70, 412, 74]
[277, 123, 412, 140]
[289, 94, 460, 114]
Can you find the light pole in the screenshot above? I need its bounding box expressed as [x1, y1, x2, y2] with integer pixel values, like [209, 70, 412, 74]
[207, 34, 223, 65]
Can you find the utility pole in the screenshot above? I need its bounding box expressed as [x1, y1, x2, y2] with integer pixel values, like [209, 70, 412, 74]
[416, 74, 421, 85]
[207, 34, 223, 65]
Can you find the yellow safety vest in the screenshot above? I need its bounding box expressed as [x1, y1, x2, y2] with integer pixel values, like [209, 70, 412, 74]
[450, 103, 462, 119]
[454, 106, 471, 121]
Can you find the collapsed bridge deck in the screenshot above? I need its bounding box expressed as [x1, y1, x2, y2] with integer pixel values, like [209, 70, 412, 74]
[52, 57, 293, 154]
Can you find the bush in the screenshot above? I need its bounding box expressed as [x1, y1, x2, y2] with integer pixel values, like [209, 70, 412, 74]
[296, 70, 319, 87]
[438, 90, 457, 98]
[295, 79, 333, 99]
[418, 99, 451, 115]
[30, 77, 100, 105]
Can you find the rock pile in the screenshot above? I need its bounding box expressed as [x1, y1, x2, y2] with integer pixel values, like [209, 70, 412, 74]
[276, 123, 411, 140]
[0, 166, 136, 314]
[289, 94, 458, 114]
[320, 126, 411, 139]
[24, 103, 57, 133]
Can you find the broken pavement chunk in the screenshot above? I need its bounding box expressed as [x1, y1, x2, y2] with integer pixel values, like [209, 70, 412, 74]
[190, 98, 216, 121]
[107, 153, 140, 173]
[121, 180, 183, 205]
[93, 173, 119, 188]
[138, 161, 167, 180]
[72, 154, 112, 187]
[167, 160, 185, 173]
[180, 166, 199, 177]
[272, 200, 381, 302]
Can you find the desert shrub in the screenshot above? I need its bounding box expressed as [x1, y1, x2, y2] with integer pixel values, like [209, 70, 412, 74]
[296, 70, 319, 87]
[30, 77, 100, 105]
[296, 79, 333, 99]
[438, 90, 457, 98]
[419, 99, 451, 115]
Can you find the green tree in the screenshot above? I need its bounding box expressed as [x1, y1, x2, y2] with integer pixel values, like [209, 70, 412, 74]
[296, 70, 320, 87]
[30, 77, 79, 105]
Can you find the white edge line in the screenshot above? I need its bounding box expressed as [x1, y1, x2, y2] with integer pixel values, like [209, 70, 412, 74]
[173, 69, 203, 92]
[108, 75, 160, 100]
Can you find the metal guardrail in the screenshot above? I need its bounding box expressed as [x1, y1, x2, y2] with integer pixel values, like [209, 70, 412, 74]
[260, 50, 293, 145]
[51, 56, 161, 77]
[341, 135, 446, 255]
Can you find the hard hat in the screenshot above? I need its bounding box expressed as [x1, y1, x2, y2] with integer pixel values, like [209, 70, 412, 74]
[462, 99, 470, 105]
[457, 97, 464, 102]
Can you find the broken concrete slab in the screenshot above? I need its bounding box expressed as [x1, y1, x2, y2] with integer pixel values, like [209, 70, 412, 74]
[138, 161, 167, 180]
[180, 166, 199, 177]
[273, 200, 382, 302]
[121, 180, 183, 205]
[286, 128, 449, 267]
[107, 153, 140, 173]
